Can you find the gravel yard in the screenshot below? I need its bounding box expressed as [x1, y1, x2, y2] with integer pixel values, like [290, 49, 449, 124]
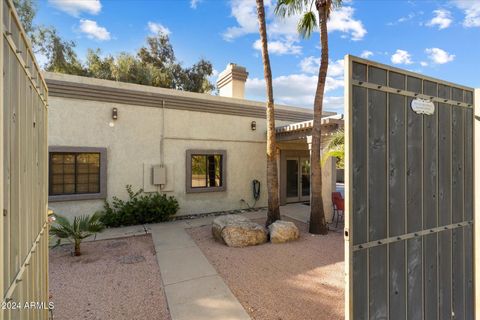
[187, 218, 345, 320]
[49, 234, 170, 320]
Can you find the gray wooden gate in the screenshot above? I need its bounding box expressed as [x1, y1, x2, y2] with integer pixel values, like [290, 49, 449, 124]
[344, 55, 475, 320]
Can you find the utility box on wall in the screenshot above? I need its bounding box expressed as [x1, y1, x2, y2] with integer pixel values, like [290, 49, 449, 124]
[152, 165, 166, 185]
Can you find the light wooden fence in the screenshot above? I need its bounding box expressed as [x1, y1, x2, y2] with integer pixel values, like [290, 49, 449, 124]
[1, 0, 49, 319]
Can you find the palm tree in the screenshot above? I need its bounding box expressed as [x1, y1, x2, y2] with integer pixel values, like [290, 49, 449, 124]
[322, 129, 344, 168]
[50, 213, 105, 256]
[256, 0, 281, 226]
[275, 0, 342, 234]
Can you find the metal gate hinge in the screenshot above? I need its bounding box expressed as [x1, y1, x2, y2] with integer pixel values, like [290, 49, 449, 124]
[3, 209, 7, 217]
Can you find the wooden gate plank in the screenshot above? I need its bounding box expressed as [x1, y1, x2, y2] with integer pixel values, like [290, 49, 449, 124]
[389, 241, 406, 320]
[353, 250, 368, 320]
[438, 103, 452, 320]
[423, 234, 438, 319]
[464, 108, 474, 319]
[422, 81, 439, 319]
[389, 93, 406, 237]
[388, 92, 407, 320]
[368, 89, 387, 242]
[464, 225, 473, 319]
[352, 85, 368, 245]
[405, 77, 424, 319]
[451, 105, 465, 319]
[452, 228, 465, 320]
[369, 246, 387, 319]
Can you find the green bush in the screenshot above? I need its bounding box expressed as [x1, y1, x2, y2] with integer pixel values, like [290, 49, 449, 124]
[99, 185, 179, 227]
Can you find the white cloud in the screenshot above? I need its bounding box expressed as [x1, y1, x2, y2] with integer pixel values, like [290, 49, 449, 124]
[420, 61, 428, 67]
[253, 37, 301, 55]
[190, 0, 201, 9]
[391, 49, 413, 65]
[222, 0, 258, 41]
[323, 96, 345, 114]
[425, 48, 455, 64]
[300, 56, 319, 74]
[453, 0, 480, 27]
[328, 7, 367, 41]
[387, 12, 416, 26]
[246, 73, 343, 108]
[426, 9, 453, 29]
[247, 57, 344, 110]
[299, 57, 344, 77]
[148, 22, 171, 35]
[223, 0, 366, 42]
[79, 19, 110, 41]
[49, 0, 101, 16]
[360, 50, 373, 58]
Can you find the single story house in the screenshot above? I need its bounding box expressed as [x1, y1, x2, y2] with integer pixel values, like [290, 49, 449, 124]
[45, 63, 343, 220]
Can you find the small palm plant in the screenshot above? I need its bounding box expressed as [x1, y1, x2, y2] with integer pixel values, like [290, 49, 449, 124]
[50, 213, 105, 256]
[322, 129, 345, 168]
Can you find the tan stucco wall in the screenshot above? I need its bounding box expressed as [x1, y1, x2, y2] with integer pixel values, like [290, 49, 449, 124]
[47, 95, 294, 219]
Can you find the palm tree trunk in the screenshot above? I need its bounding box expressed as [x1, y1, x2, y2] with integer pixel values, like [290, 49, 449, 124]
[309, 1, 329, 235]
[256, 0, 281, 226]
[74, 240, 81, 256]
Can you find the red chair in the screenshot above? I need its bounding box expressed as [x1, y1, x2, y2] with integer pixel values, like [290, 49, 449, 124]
[331, 192, 344, 228]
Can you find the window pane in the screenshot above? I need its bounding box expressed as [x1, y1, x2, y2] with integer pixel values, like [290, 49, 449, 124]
[51, 164, 63, 174]
[88, 183, 100, 193]
[63, 164, 74, 174]
[77, 174, 89, 184]
[51, 174, 64, 184]
[64, 174, 75, 184]
[64, 184, 75, 193]
[207, 155, 216, 187]
[51, 185, 63, 195]
[51, 154, 63, 164]
[49, 151, 102, 196]
[64, 154, 75, 164]
[214, 155, 222, 187]
[77, 163, 89, 174]
[77, 184, 89, 193]
[191, 155, 207, 187]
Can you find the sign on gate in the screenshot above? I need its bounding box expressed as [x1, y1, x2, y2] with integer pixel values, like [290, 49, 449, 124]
[344, 55, 475, 320]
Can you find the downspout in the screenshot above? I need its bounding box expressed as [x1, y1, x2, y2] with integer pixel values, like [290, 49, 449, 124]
[159, 99, 166, 190]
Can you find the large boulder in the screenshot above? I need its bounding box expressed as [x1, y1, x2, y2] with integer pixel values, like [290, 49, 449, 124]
[268, 220, 300, 244]
[212, 215, 267, 248]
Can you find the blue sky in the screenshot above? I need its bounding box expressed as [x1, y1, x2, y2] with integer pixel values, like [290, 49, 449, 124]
[35, 0, 480, 114]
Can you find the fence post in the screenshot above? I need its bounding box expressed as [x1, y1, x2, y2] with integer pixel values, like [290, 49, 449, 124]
[475, 89, 479, 318]
[0, 0, 4, 317]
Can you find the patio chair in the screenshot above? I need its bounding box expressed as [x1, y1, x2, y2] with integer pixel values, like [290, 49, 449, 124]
[331, 192, 344, 228]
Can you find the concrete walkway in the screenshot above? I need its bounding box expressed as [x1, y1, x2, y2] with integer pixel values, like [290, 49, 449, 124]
[147, 211, 266, 320]
[82, 205, 329, 320]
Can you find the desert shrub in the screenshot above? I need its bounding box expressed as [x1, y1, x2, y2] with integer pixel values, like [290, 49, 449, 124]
[99, 185, 179, 227]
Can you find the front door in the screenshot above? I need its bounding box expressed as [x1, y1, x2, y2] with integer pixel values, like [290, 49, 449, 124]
[286, 157, 310, 203]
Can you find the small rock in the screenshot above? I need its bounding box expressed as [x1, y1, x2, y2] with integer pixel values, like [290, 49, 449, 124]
[212, 215, 267, 247]
[269, 221, 300, 244]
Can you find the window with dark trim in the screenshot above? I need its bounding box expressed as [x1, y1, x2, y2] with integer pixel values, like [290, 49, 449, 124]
[49, 153, 100, 195]
[186, 150, 226, 193]
[48, 147, 107, 201]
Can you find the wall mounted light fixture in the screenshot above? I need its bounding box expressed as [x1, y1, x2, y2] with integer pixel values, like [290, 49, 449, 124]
[112, 108, 118, 120]
[251, 121, 256, 131]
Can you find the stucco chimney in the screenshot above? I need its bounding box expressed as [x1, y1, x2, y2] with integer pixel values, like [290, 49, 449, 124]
[216, 63, 248, 99]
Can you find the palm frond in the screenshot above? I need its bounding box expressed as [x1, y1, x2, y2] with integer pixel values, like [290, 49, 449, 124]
[49, 213, 105, 255]
[297, 11, 317, 38]
[275, 0, 311, 17]
[321, 129, 345, 168]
